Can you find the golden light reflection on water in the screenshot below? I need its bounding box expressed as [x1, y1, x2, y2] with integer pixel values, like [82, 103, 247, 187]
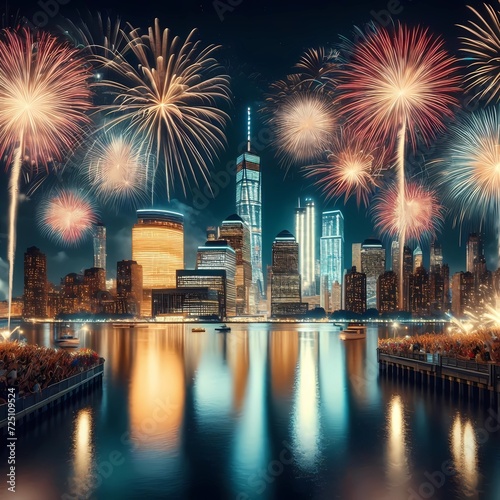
[128, 328, 185, 450]
[385, 395, 410, 491]
[227, 330, 250, 411]
[71, 408, 93, 493]
[450, 414, 478, 496]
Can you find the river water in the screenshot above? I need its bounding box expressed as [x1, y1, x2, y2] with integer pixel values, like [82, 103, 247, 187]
[1, 322, 499, 500]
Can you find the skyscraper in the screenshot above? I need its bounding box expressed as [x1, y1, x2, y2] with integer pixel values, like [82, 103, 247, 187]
[409, 266, 430, 316]
[466, 233, 481, 273]
[452, 272, 475, 317]
[117, 260, 143, 315]
[377, 271, 398, 313]
[271, 230, 307, 317]
[23, 246, 47, 318]
[236, 107, 264, 296]
[361, 239, 385, 310]
[219, 214, 252, 315]
[320, 210, 344, 310]
[402, 245, 413, 311]
[390, 240, 399, 273]
[345, 266, 367, 314]
[93, 223, 106, 275]
[430, 241, 443, 272]
[84, 267, 106, 313]
[295, 198, 316, 296]
[196, 240, 237, 316]
[413, 245, 423, 272]
[132, 209, 184, 316]
[352, 243, 362, 271]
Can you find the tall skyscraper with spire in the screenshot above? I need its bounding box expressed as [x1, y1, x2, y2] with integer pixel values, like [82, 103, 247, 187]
[93, 222, 106, 274]
[236, 107, 264, 296]
[295, 198, 316, 296]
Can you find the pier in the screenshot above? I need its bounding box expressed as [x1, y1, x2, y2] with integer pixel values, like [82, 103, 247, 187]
[0, 359, 104, 431]
[377, 349, 500, 405]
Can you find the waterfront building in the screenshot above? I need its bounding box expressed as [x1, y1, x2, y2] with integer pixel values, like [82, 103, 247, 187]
[345, 266, 367, 314]
[23, 246, 47, 318]
[331, 281, 342, 312]
[93, 223, 106, 275]
[429, 268, 445, 314]
[361, 239, 385, 310]
[132, 209, 184, 316]
[236, 108, 264, 296]
[320, 210, 344, 311]
[47, 283, 62, 319]
[152, 288, 220, 318]
[377, 271, 398, 313]
[196, 240, 237, 316]
[409, 266, 430, 316]
[61, 273, 89, 314]
[466, 233, 481, 273]
[177, 269, 228, 319]
[270, 230, 308, 317]
[451, 271, 475, 317]
[295, 198, 316, 296]
[402, 245, 413, 311]
[84, 267, 106, 313]
[116, 260, 143, 315]
[219, 214, 252, 315]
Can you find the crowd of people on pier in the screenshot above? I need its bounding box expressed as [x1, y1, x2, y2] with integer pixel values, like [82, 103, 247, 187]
[378, 329, 500, 363]
[0, 343, 101, 404]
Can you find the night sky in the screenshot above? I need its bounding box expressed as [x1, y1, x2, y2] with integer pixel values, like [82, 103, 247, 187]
[0, 0, 496, 298]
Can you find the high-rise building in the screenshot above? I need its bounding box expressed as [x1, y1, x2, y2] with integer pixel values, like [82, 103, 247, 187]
[152, 288, 220, 318]
[442, 264, 451, 311]
[236, 108, 264, 296]
[352, 243, 362, 271]
[132, 209, 184, 316]
[361, 239, 385, 310]
[429, 268, 445, 314]
[219, 214, 252, 315]
[466, 233, 481, 273]
[23, 246, 47, 318]
[413, 245, 423, 272]
[320, 210, 344, 310]
[117, 260, 143, 315]
[452, 271, 475, 317]
[331, 281, 342, 312]
[61, 273, 88, 313]
[93, 223, 106, 275]
[295, 198, 316, 296]
[196, 240, 237, 316]
[402, 245, 413, 311]
[206, 226, 219, 241]
[409, 266, 430, 316]
[377, 271, 398, 313]
[474, 256, 493, 310]
[271, 230, 308, 317]
[345, 266, 367, 314]
[430, 241, 443, 272]
[84, 267, 106, 312]
[391, 240, 399, 273]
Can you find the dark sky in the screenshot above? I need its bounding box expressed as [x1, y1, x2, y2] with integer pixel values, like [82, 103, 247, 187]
[0, 0, 496, 298]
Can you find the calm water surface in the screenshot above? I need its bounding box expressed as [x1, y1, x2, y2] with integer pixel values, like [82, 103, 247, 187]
[1, 322, 500, 500]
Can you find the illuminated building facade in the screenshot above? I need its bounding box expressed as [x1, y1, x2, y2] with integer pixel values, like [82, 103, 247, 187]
[331, 281, 342, 312]
[377, 271, 398, 313]
[62, 273, 89, 314]
[391, 240, 399, 273]
[429, 267, 446, 314]
[271, 230, 308, 317]
[132, 209, 184, 316]
[320, 210, 344, 310]
[196, 240, 237, 316]
[295, 198, 316, 296]
[361, 239, 385, 310]
[451, 271, 475, 317]
[409, 266, 430, 316]
[177, 269, 227, 319]
[117, 260, 143, 315]
[345, 266, 366, 314]
[236, 108, 264, 296]
[430, 241, 443, 272]
[152, 288, 220, 318]
[93, 223, 106, 275]
[84, 267, 106, 313]
[23, 246, 47, 318]
[466, 233, 481, 273]
[47, 283, 62, 319]
[219, 214, 252, 315]
[402, 246, 413, 311]
[413, 245, 423, 272]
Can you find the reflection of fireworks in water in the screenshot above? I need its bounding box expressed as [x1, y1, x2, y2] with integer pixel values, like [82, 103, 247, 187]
[100, 19, 230, 199]
[39, 190, 98, 246]
[85, 132, 150, 209]
[459, 3, 500, 103]
[372, 182, 444, 242]
[304, 130, 389, 206]
[272, 93, 336, 166]
[0, 28, 91, 329]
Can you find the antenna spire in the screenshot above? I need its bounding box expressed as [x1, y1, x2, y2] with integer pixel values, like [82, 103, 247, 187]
[247, 106, 251, 152]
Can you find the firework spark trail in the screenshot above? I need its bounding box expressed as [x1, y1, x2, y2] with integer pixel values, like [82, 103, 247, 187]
[459, 2, 500, 103]
[99, 19, 231, 200]
[338, 24, 460, 307]
[0, 28, 91, 328]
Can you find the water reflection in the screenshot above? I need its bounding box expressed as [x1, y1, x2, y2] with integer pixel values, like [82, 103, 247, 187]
[450, 414, 479, 497]
[292, 331, 320, 470]
[70, 408, 94, 495]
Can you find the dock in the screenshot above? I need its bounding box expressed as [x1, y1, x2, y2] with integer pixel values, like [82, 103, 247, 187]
[377, 349, 500, 405]
[0, 358, 104, 431]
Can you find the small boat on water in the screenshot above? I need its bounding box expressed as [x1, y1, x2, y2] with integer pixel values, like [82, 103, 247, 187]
[339, 323, 366, 341]
[55, 333, 80, 347]
[192, 327, 206, 333]
[215, 324, 231, 332]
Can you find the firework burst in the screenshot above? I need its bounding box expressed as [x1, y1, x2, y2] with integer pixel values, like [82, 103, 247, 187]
[372, 182, 444, 242]
[0, 28, 91, 327]
[85, 131, 151, 209]
[459, 2, 500, 103]
[304, 130, 389, 206]
[38, 189, 98, 246]
[100, 18, 230, 199]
